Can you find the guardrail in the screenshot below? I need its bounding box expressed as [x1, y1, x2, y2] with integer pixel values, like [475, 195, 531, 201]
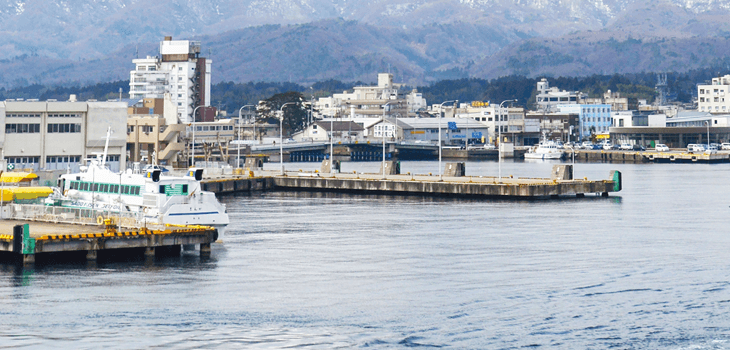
[4, 204, 163, 229]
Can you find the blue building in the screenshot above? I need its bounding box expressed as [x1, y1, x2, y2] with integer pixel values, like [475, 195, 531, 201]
[558, 104, 612, 141]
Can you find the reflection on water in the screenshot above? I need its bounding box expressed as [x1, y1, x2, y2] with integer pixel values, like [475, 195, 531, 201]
[1, 161, 729, 349]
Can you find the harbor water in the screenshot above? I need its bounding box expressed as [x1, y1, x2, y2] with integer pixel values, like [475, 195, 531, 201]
[2, 160, 730, 349]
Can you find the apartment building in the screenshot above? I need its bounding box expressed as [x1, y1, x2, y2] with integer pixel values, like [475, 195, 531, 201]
[129, 37, 212, 123]
[536, 78, 584, 112]
[315, 73, 424, 118]
[558, 104, 612, 141]
[698, 74, 730, 114]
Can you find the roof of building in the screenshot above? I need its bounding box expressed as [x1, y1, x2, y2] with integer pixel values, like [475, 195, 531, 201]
[374, 117, 488, 129]
[314, 121, 364, 132]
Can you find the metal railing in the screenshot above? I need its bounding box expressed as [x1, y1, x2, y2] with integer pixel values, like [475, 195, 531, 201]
[5, 204, 164, 229]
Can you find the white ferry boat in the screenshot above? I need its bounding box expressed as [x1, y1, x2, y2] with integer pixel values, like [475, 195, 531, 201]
[524, 141, 564, 160]
[47, 130, 229, 232]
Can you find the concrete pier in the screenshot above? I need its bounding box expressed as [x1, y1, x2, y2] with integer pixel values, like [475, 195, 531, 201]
[270, 172, 618, 198]
[565, 150, 730, 163]
[200, 165, 620, 199]
[0, 221, 218, 264]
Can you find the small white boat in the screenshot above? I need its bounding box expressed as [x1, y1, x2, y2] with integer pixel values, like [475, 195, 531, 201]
[524, 141, 564, 160]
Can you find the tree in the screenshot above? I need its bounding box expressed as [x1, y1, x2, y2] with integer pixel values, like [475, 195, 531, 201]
[259, 91, 309, 137]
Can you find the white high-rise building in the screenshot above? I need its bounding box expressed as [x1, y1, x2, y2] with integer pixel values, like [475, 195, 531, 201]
[129, 37, 212, 123]
[698, 75, 730, 114]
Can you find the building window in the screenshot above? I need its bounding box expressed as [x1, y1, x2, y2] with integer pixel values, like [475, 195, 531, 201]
[47, 123, 81, 133]
[5, 123, 40, 133]
[48, 113, 81, 118]
[46, 156, 81, 163]
[7, 156, 39, 164]
[7, 113, 41, 118]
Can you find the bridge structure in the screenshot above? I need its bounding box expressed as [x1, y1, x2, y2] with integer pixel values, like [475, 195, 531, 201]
[249, 141, 441, 162]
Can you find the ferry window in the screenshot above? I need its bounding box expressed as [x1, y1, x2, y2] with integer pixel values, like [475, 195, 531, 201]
[122, 185, 129, 194]
[102, 184, 109, 192]
[182, 184, 188, 194]
[111, 185, 119, 193]
[159, 185, 165, 194]
[134, 186, 141, 195]
[92, 183, 99, 191]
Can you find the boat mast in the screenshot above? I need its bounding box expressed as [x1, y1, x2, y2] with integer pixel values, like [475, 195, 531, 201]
[102, 126, 111, 167]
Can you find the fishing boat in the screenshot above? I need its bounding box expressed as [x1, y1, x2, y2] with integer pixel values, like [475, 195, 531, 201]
[524, 141, 564, 160]
[46, 128, 229, 232]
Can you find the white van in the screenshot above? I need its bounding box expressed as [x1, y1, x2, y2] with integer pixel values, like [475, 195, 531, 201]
[687, 144, 705, 153]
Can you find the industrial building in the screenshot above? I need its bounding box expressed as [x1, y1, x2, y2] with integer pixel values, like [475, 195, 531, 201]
[1, 97, 127, 172]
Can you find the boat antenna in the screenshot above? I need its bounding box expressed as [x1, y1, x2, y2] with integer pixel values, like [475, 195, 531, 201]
[102, 126, 111, 167]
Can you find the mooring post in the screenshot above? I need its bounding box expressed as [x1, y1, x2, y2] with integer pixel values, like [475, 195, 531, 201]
[86, 250, 98, 261]
[144, 247, 155, 257]
[15, 224, 35, 266]
[200, 243, 211, 257]
[23, 254, 35, 265]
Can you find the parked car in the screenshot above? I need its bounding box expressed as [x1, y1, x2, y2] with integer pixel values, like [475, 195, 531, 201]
[687, 144, 705, 153]
[632, 144, 646, 151]
[619, 143, 633, 150]
[721, 143, 730, 150]
[705, 145, 718, 154]
[655, 144, 670, 152]
[611, 144, 621, 150]
[602, 142, 613, 150]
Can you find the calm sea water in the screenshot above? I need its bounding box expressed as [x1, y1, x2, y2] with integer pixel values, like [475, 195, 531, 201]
[2, 160, 730, 349]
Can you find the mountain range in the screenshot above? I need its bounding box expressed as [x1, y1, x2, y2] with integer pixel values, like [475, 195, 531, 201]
[1, 0, 730, 88]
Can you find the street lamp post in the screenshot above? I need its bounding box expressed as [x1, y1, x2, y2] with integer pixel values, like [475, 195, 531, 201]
[279, 102, 296, 175]
[498, 99, 517, 181]
[190, 105, 204, 168]
[438, 100, 456, 180]
[329, 108, 336, 167]
[382, 101, 393, 179]
[237, 104, 255, 168]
